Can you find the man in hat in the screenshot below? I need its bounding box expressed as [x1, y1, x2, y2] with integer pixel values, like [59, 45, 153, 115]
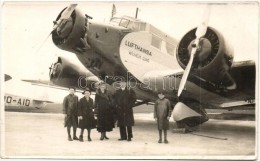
[63, 87, 79, 141]
[114, 80, 136, 141]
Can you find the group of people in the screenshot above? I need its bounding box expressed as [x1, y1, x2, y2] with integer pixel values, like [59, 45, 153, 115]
[63, 81, 136, 142]
[63, 81, 172, 144]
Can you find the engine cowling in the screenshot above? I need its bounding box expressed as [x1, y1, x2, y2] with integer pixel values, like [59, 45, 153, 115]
[176, 27, 235, 88]
[52, 8, 87, 53]
[49, 57, 98, 90]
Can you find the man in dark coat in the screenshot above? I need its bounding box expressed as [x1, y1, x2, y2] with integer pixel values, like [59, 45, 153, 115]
[114, 81, 136, 141]
[63, 87, 79, 141]
[95, 83, 115, 140]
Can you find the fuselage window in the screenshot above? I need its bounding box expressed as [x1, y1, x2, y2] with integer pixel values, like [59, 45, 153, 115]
[151, 35, 162, 49]
[139, 22, 146, 31]
[166, 43, 175, 55]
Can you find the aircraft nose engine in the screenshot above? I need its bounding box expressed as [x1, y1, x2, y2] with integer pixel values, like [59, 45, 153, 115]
[52, 8, 90, 53]
[176, 27, 235, 88]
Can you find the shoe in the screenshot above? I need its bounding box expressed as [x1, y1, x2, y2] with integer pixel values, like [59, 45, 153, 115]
[73, 136, 79, 140]
[158, 139, 162, 143]
[68, 136, 73, 141]
[164, 139, 169, 144]
[100, 132, 105, 141]
[104, 136, 109, 140]
[118, 138, 127, 141]
[88, 136, 92, 141]
[79, 135, 83, 142]
[127, 138, 132, 141]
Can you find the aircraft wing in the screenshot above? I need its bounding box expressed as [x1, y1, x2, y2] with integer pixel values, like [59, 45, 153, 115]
[173, 60, 255, 109]
[22, 79, 70, 91]
[21, 79, 87, 93]
[138, 60, 255, 109]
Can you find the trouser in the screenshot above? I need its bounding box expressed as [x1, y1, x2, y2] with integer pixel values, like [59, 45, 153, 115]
[67, 126, 77, 137]
[119, 126, 132, 139]
[80, 129, 91, 137]
[159, 130, 167, 140]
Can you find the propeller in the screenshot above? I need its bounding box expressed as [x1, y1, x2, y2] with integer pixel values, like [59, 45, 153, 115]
[52, 4, 78, 32]
[34, 4, 77, 55]
[177, 5, 211, 97]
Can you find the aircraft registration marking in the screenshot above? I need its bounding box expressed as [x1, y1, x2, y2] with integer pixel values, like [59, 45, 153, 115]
[4, 95, 31, 107]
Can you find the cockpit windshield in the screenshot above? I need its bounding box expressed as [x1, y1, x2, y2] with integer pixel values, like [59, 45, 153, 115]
[110, 17, 147, 31]
[110, 17, 131, 28]
[110, 18, 121, 25]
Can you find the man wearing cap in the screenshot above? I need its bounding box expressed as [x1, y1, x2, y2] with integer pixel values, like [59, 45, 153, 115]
[154, 90, 172, 144]
[114, 80, 136, 141]
[63, 87, 79, 141]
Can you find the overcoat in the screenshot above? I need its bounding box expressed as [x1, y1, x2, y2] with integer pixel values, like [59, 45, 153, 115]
[78, 97, 96, 129]
[154, 98, 172, 130]
[114, 88, 136, 126]
[95, 89, 114, 132]
[63, 94, 78, 128]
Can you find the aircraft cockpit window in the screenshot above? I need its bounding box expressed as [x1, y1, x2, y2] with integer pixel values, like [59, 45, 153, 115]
[119, 19, 130, 28]
[130, 22, 146, 31]
[110, 18, 121, 25]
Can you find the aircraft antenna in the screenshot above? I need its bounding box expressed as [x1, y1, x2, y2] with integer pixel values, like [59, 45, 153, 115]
[111, 4, 116, 20]
[135, 8, 139, 19]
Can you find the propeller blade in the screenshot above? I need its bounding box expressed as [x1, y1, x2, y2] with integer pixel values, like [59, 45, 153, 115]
[177, 40, 198, 97]
[60, 4, 77, 20]
[196, 5, 211, 38]
[177, 5, 211, 97]
[53, 4, 77, 31]
[34, 32, 52, 55]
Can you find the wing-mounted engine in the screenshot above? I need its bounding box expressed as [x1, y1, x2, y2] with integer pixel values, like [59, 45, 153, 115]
[49, 57, 98, 90]
[176, 27, 236, 90]
[52, 8, 90, 53]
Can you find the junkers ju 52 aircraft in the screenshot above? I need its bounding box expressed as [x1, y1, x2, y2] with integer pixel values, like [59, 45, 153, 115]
[48, 4, 255, 128]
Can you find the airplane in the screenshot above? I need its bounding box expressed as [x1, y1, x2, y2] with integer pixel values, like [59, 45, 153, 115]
[4, 74, 54, 110]
[47, 4, 256, 128]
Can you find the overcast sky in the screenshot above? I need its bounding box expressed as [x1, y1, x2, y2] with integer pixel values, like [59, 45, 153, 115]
[1, 1, 259, 80]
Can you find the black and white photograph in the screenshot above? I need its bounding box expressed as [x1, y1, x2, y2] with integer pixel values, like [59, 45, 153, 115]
[1, 1, 258, 160]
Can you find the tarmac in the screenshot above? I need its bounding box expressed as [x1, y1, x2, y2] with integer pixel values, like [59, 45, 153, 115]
[1, 109, 256, 160]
